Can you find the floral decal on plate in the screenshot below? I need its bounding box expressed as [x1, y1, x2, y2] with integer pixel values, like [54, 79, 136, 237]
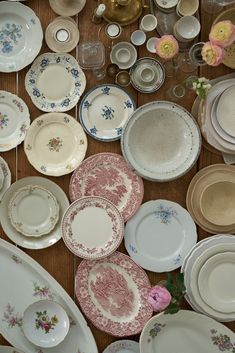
[101, 86, 110, 95]
[2, 304, 22, 328]
[173, 254, 182, 265]
[68, 315, 77, 326]
[0, 112, 9, 129]
[101, 106, 115, 120]
[83, 100, 92, 110]
[35, 310, 59, 334]
[148, 323, 166, 343]
[12, 99, 24, 112]
[20, 122, 27, 137]
[90, 126, 98, 135]
[64, 116, 70, 123]
[41, 166, 47, 172]
[0, 23, 23, 53]
[115, 127, 123, 136]
[129, 244, 138, 254]
[124, 100, 133, 109]
[0, 161, 8, 177]
[47, 137, 63, 152]
[210, 329, 235, 352]
[154, 204, 177, 224]
[33, 282, 55, 300]
[11, 254, 22, 264]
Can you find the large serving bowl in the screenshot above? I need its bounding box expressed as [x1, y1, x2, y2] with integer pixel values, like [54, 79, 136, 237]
[121, 101, 201, 182]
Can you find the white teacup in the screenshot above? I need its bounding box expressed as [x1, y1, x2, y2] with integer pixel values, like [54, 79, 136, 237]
[116, 48, 131, 63]
[146, 37, 158, 53]
[139, 66, 155, 83]
[174, 16, 200, 41]
[140, 14, 158, 32]
[176, 0, 199, 16]
[131, 30, 146, 46]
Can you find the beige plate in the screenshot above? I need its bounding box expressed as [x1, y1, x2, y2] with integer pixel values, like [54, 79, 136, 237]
[49, 0, 86, 16]
[186, 164, 235, 234]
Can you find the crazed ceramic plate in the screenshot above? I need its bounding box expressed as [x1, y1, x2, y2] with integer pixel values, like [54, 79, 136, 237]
[62, 196, 124, 259]
[121, 101, 201, 182]
[0, 91, 30, 152]
[69, 153, 144, 222]
[24, 113, 87, 176]
[75, 251, 153, 336]
[140, 310, 235, 353]
[25, 52, 86, 112]
[0, 1, 43, 73]
[79, 84, 135, 141]
[125, 200, 197, 272]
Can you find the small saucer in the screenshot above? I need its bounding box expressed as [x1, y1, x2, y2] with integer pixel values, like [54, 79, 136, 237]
[110, 42, 137, 70]
[45, 16, 79, 53]
[130, 57, 165, 93]
[49, 0, 86, 16]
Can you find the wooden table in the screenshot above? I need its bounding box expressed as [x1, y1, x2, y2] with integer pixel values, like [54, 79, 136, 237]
[0, 1, 234, 351]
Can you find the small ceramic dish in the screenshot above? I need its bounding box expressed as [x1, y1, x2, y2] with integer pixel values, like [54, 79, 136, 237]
[176, 0, 199, 16]
[139, 14, 158, 32]
[200, 180, 235, 227]
[110, 42, 137, 70]
[8, 185, 60, 237]
[129, 58, 165, 93]
[146, 37, 158, 53]
[115, 71, 131, 87]
[49, 0, 86, 16]
[45, 16, 79, 53]
[131, 30, 146, 46]
[174, 16, 201, 42]
[22, 300, 70, 348]
[103, 340, 140, 353]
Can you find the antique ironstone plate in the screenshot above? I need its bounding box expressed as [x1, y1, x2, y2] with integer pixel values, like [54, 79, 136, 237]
[0, 156, 11, 201]
[24, 113, 87, 177]
[140, 310, 235, 353]
[103, 340, 140, 353]
[75, 251, 153, 336]
[0, 176, 69, 249]
[0, 1, 43, 73]
[62, 196, 124, 260]
[121, 101, 201, 182]
[69, 153, 144, 222]
[0, 91, 30, 152]
[79, 84, 135, 141]
[25, 52, 86, 112]
[125, 200, 197, 272]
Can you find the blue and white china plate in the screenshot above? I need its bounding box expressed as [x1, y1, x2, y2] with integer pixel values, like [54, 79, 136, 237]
[125, 199, 197, 272]
[0, 91, 30, 152]
[0, 1, 43, 73]
[79, 84, 135, 142]
[25, 53, 86, 112]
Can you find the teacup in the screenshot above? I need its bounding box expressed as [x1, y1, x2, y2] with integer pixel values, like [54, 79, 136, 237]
[131, 30, 146, 46]
[176, 0, 199, 17]
[115, 71, 131, 87]
[146, 37, 158, 53]
[140, 14, 158, 32]
[116, 48, 131, 63]
[174, 16, 200, 42]
[139, 66, 155, 83]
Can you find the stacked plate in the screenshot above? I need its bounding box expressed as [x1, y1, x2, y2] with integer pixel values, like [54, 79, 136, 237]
[182, 234, 235, 322]
[0, 156, 11, 201]
[186, 164, 235, 234]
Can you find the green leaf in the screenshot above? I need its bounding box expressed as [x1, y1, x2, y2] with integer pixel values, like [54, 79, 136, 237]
[164, 303, 180, 315]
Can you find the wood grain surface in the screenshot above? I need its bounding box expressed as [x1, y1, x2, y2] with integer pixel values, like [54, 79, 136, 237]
[0, 1, 234, 352]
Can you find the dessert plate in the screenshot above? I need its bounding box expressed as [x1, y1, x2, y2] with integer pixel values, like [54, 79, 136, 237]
[125, 200, 197, 272]
[8, 185, 59, 237]
[121, 101, 201, 182]
[0, 238, 98, 353]
[75, 251, 153, 336]
[103, 340, 140, 353]
[140, 310, 235, 353]
[198, 252, 235, 313]
[69, 153, 144, 222]
[0, 91, 30, 152]
[0, 156, 11, 201]
[62, 196, 124, 259]
[0, 176, 69, 249]
[0, 1, 43, 72]
[79, 85, 135, 141]
[24, 113, 87, 176]
[129, 58, 165, 93]
[25, 53, 86, 112]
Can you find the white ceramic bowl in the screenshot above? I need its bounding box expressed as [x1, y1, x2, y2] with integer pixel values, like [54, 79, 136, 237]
[110, 42, 137, 69]
[22, 300, 70, 348]
[174, 16, 201, 41]
[131, 30, 146, 46]
[176, 0, 199, 16]
[146, 37, 158, 53]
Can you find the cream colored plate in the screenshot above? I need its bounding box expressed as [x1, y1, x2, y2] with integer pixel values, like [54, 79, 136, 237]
[217, 85, 235, 137]
[0, 156, 11, 201]
[9, 185, 59, 237]
[49, 0, 86, 16]
[24, 113, 87, 176]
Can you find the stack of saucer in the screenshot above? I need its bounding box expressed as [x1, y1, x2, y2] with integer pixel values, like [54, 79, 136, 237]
[0, 156, 11, 201]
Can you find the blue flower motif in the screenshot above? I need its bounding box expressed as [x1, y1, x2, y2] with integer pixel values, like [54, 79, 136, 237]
[71, 68, 79, 77]
[64, 116, 70, 123]
[31, 18, 36, 25]
[2, 41, 13, 53]
[29, 79, 35, 84]
[61, 98, 70, 107]
[41, 166, 47, 172]
[40, 58, 49, 68]
[124, 100, 133, 109]
[90, 126, 98, 135]
[33, 88, 41, 97]
[83, 100, 92, 110]
[0, 23, 22, 53]
[101, 86, 110, 95]
[51, 103, 55, 108]
[129, 244, 137, 254]
[115, 127, 123, 136]
[154, 204, 177, 225]
[75, 82, 81, 87]
[101, 105, 115, 120]
[56, 57, 61, 63]
[173, 254, 182, 265]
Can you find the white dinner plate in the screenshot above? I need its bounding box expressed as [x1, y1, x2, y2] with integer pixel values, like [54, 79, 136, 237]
[24, 113, 87, 176]
[198, 252, 235, 313]
[103, 340, 140, 353]
[0, 1, 43, 72]
[0, 91, 30, 152]
[0, 156, 11, 201]
[217, 85, 235, 137]
[140, 310, 235, 353]
[125, 200, 197, 272]
[25, 53, 86, 112]
[0, 176, 69, 249]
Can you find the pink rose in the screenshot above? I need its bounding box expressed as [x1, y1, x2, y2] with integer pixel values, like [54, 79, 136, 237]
[147, 285, 172, 312]
[202, 41, 225, 67]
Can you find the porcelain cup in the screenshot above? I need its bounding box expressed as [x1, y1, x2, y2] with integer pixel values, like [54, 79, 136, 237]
[174, 16, 200, 41]
[139, 66, 155, 83]
[115, 48, 131, 63]
[131, 30, 146, 46]
[146, 37, 158, 53]
[176, 0, 199, 16]
[140, 14, 158, 32]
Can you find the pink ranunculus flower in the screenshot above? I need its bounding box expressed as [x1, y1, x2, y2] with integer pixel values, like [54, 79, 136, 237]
[147, 285, 172, 312]
[209, 20, 235, 48]
[202, 41, 225, 67]
[155, 35, 179, 60]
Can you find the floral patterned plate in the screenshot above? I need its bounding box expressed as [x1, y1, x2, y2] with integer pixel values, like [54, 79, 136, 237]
[62, 196, 124, 259]
[124, 200, 197, 272]
[25, 53, 86, 112]
[140, 310, 235, 353]
[0, 238, 98, 353]
[103, 340, 140, 353]
[0, 346, 26, 353]
[0, 91, 30, 152]
[0, 156, 11, 201]
[24, 113, 87, 176]
[8, 185, 60, 238]
[0, 1, 43, 73]
[79, 84, 135, 141]
[75, 251, 153, 336]
[69, 153, 144, 222]
[0, 176, 69, 249]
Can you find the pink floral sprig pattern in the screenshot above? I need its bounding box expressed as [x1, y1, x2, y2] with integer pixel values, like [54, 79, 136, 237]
[2, 304, 22, 328]
[35, 310, 59, 334]
[211, 329, 235, 352]
[33, 281, 55, 300]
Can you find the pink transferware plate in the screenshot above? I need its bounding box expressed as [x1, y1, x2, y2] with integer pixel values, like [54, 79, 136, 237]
[75, 251, 153, 337]
[62, 196, 124, 259]
[69, 153, 144, 222]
